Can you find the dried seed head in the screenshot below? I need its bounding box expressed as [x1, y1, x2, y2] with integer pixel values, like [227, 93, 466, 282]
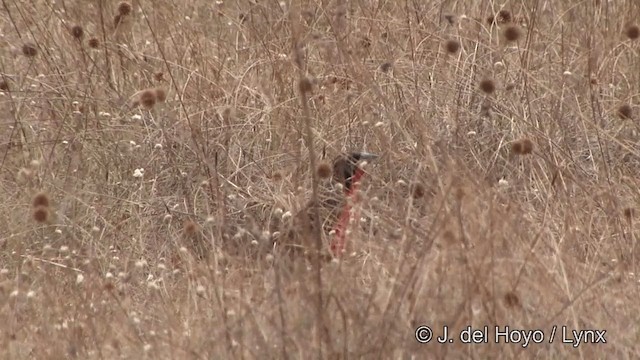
[479, 78, 496, 94]
[70, 24, 84, 40]
[442, 230, 456, 243]
[617, 104, 633, 119]
[379, 62, 393, 73]
[511, 138, 534, 155]
[32, 191, 49, 207]
[624, 207, 634, 219]
[444, 14, 455, 25]
[503, 25, 522, 42]
[497, 9, 512, 24]
[33, 206, 50, 223]
[503, 291, 521, 308]
[153, 72, 164, 82]
[88, 37, 100, 49]
[32, 192, 50, 208]
[139, 89, 156, 109]
[625, 24, 640, 40]
[183, 219, 199, 237]
[316, 161, 332, 179]
[0, 79, 8, 91]
[298, 77, 313, 94]
[411, 182, 425, 199]
[117, 1, 133, 16]
[154, 88, 167, 102]
[510, 140, 525, 155]
[444, 39, 460, 54]
[22, 42, 38, 57]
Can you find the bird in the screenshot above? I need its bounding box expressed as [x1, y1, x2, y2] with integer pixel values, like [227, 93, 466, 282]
[274, 151, 378, 259]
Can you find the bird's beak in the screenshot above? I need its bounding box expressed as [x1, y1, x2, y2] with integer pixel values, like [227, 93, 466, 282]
[356, 152, 379, 161]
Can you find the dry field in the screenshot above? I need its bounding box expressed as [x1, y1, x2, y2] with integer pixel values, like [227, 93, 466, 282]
[1, 0, 640, 358]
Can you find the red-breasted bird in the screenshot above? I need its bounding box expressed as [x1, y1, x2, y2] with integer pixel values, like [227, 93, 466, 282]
[276, 151, 378, 258]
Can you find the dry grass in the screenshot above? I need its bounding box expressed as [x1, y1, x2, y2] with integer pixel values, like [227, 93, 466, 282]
[1, 0, 640, 358]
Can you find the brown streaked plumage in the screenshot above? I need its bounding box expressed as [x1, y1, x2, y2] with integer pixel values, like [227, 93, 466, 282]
[275, 152, 377, 258]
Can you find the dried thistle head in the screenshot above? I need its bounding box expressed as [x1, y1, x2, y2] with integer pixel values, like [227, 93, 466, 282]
[117, 1, 133, 16]
[444, 39, 460, 54]
[625, 24, 640, 40]
[444, 14, 455, 25]
[139, 89, 156, 109]
[442, 229, 456, 244]
[32, 192, 50, 208]
[503, 25, 522, 42]
[479, 78, 496, 94]
[22, 42, 38, 57]
[379, 62, 393, 73]
[497, 9, 512, 24]
[316, 161, 332, 179]
[32, 206, 50, 223]
[410, 182, 425, 199]
[503, 291, 521, 308]
[617, 104, 633, 119]
[88, 37, 100, 49]
[271, 171, 283, 181]
[298, 77, 313, 94]
[511, 138, 534, 155]
[70, 24, 84, 40]
[183, 219, 200, 237]
[487, 9, 512, 25]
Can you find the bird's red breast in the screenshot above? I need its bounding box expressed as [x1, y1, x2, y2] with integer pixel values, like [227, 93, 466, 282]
[277, 152, 377, 259]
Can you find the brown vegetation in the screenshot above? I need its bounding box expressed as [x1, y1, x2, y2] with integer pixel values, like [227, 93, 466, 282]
[0, 1, 639, 358]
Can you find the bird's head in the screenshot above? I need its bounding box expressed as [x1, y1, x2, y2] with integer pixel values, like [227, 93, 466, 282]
[332, 151, 378, 191]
